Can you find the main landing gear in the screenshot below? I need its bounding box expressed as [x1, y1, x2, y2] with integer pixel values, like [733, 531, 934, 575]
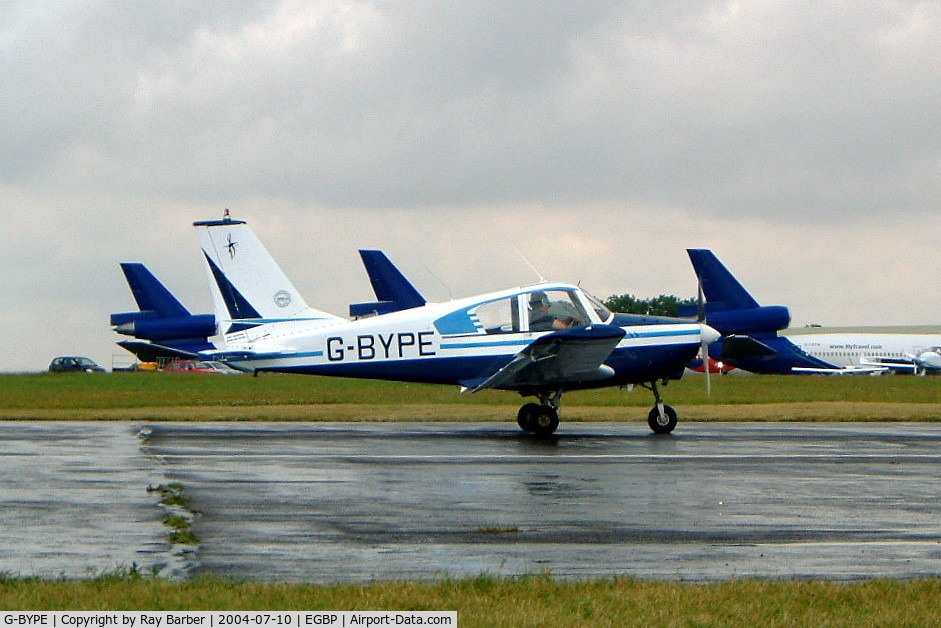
[515, 381, 678, 436]
[517, 391, 562, 437]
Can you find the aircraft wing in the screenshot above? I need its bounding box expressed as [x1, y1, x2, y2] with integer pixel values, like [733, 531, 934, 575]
[463, 325, 626, 392]
[859, 357, 918, 373]
[791, 365, 889, 375]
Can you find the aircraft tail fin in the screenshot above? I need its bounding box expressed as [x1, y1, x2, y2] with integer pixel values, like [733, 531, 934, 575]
[118, 263, 191, 319]
[350, 250, 426, 317]
[111, 263, 217, 361]
[194, 213, 343, 329]
[682, 249, 790, 335]
[686, 249, 760, 310]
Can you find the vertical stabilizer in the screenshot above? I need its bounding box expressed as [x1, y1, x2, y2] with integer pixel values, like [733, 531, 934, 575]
[111, 263, 216, 361]
[194, 214, 343, 327]
[350, 250, 426, 317]
[120, 263, 191, 317]
[687, 249, 760, 310]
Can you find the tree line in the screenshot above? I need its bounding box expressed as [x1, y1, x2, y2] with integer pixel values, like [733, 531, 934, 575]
[603, 294, 697, 318]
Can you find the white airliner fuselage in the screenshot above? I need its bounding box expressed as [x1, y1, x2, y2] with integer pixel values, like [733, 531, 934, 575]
[786, 332, 941, 374]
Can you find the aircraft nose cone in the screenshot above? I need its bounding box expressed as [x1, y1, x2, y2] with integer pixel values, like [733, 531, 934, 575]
[700, 323, 721, 345]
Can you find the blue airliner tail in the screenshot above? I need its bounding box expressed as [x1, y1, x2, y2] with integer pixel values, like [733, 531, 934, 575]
[683, 249, 839, 374]
[111, 263, 216, 361]
[113, 263, 190, 321]
[681, 249, 790, 335]
[688, 249, 759, 310]
[350, 250, 426, 318]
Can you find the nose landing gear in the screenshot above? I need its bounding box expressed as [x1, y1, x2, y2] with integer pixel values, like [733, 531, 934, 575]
[641, 380, 677, 434]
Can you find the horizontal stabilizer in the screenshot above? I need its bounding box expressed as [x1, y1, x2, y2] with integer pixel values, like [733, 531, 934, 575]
[116, 340, 203, 362]
[719, 335, 778, 360]
[201, 348, 300, 361]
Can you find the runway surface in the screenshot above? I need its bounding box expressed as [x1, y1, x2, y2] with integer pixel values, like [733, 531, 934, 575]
[2, 421, 940, 581]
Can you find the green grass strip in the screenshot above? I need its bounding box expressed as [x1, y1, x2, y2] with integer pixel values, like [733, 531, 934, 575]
[2, 373, 941, 423]
[1, 576, 940, 626]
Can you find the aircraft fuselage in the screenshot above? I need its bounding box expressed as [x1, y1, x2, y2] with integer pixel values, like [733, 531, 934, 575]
[219, 282, 708, 392]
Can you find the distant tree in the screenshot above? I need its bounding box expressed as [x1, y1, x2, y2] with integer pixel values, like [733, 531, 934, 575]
[604, 294, 697, 318]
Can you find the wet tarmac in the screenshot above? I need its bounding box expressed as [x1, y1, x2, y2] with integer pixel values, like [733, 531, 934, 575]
[2, 421, 941, 581]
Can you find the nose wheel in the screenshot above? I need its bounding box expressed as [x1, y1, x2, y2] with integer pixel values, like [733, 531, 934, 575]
[642, 380, 678, 434]
[647, 404, 677, 434]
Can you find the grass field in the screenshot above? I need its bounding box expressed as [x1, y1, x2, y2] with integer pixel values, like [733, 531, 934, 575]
[2, 372, 940, 621]
[2, 371, 940, 422]
[2, 575, 941, 626]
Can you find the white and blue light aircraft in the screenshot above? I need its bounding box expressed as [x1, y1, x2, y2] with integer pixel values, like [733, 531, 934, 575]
[194, 214, 720, 435]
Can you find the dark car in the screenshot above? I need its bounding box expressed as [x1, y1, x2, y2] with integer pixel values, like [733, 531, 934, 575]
[49, 356, 105, 373]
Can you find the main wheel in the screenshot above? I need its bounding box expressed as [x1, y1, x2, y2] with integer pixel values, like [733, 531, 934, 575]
[647, 405, 677, 434]
[517, 403, 542, 431]
[529, 405, 559, 436]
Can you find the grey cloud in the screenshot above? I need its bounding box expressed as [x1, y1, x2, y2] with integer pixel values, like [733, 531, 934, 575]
[4, 2, 941, 371]
[6, 2, 940, 221]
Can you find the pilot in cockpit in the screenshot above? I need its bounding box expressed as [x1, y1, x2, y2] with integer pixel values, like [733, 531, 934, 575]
[529, 292, 554, 331]
[529, 292, 581, 331]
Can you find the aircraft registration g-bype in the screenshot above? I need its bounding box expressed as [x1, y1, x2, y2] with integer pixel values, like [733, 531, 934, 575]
[193, 213, 720, 435]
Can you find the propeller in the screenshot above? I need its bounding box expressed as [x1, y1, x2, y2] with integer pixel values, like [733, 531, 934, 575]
[697, 274, 711, 395]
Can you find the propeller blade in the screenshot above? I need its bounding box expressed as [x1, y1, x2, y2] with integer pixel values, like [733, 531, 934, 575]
[702, 339, 711, 395]
[697, 275, 705, 322]
[697, 275, 711, 394]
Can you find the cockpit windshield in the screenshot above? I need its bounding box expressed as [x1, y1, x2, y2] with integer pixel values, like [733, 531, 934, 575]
[584, 291, 613, 323]
[527, 289, 592, 331]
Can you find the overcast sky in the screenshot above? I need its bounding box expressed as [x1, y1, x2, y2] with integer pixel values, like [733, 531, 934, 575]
[3, 1, 941, 372]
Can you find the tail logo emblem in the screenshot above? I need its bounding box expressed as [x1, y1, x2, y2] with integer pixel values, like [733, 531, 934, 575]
[226, 233, 238, 258]
[273, 290, 292, 308]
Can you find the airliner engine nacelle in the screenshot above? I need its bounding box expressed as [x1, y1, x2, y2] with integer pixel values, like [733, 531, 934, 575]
[701, 305, 790, 337]
[916, 350, 941, 371]
[111, 312, 217, 341]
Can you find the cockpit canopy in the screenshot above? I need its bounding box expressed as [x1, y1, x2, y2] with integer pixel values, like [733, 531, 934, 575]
[434, 285, 612, 336]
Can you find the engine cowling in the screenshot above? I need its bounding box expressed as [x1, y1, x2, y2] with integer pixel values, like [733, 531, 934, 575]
[704, 305, 790, 336]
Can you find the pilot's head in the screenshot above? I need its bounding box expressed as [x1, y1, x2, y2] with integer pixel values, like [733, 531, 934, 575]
[530, 292, 550, 309]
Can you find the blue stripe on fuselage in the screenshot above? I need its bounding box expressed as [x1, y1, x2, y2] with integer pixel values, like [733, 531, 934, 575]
[440, 339, 531, 350]
[244, 342, 699, 390]
[441, 326, 699, 350]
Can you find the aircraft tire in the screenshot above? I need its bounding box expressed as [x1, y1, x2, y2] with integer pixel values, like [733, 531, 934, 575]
[529, 405, 559, 436]
[647, 405, 677, 434]
[517, 403, 542, 431]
